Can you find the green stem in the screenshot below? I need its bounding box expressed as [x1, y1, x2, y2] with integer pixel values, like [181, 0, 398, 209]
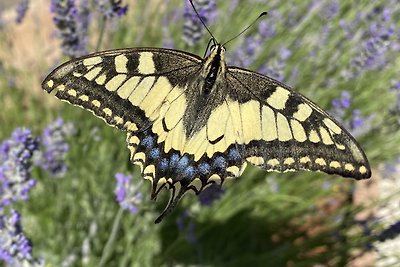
[98, 207, 124, 267]
[96, 16, 107, 52]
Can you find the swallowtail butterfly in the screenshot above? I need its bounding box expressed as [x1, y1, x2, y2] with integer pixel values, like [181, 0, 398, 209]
[42, 9, 371, 223]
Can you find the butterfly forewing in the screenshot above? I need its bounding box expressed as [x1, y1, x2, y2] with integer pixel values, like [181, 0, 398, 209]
[226, 67, 371, 179]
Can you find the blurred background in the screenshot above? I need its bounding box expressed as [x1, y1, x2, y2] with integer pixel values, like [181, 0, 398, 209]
[0, 0, 399, 266]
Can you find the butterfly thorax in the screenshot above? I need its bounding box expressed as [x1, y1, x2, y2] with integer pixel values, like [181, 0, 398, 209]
[183, 45, 227, 136]
[202, 44, 226, 95]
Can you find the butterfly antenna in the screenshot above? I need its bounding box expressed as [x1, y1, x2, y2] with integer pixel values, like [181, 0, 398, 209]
[223, 11, 268, 46]
[188, 0, 218, 43]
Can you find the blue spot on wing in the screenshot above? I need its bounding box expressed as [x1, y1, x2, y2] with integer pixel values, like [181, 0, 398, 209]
[198, 162, 211, 177]
[183, 166, 196, 179]
[159, 158, 169, 172]
[169, 153, 179, 168]
[177, 156, 189, 172]
[213, 156, 227, 172]
[141, 135, 155, 149]
[228, 148, 241, 161]
[149, 148, 161, 159]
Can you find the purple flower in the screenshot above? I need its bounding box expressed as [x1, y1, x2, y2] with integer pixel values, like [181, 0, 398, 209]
[329, 91, 373, 137]
[182, 0, 217, 46]
[176, 210, 197, 244]
[343, 7, 397, 79]
[0, 128, 38, 208]
[258, 46, 292, 82]
[15, 0, 29, 24]
[95, 0, 128, 18]
[198, 183, 224, 206]
[35, 118, 75, 178]
[51, 0, 89, 58]
[0, 209, 43, 266]
[228, 11, 281, 69]
[114, 173, 142, 214]
[321, 1, 340, 20]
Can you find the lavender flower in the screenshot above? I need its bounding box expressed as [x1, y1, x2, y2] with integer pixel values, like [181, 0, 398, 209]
[320, 0, 339, 20]
[51, 0, 89, 58]
[0, 128, 38, 208]
[228, 10, 280, 69]
[176, 210, 197, 244]
[15, 0, 29, 24]
[198, 183, 224, 206]
[258, 47, 292, 82]
[329, 91, 373, 137]
[35, 118, 75, 178]
[182, 0, 218, 46]
[95, 0, 128, 18]
[0, 209, 43, 266]
[344, 7, 396, 79]
[114, 173, 142, 214]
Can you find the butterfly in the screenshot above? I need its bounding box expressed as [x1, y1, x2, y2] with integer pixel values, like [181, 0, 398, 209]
[42, 17, 371, 224]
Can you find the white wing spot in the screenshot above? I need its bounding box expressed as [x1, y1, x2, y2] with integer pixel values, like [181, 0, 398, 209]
[114, 116, 124, 124]
[323, 118, 342, 134]
[46, 80, 54, 88]
[329, 161, 341, 168]
[103, 108, 112, 116]
[266, 86, 291, 110]
[300, 156, 311, 164]
[283, 157, 295, 165]
[309, 129, 320, 143]
[207, 174, 222, 184]
[315, 158, 327, 166]
[95, 75, 107, 85]
[83, 56, 103, 66]
[79, 95, 89, 101]
[267, 159, 280, 166]
[246, 156, 264, 166]
[67, 89, 77, 96]
[359, 166, 368, 174]
[261, 106, 277, 141]
[92, 100, 101, 107]
[293, 103, 313, 122]
[115, 54, 128, 73]
[56, 85, 65, 91]
[105, 74, 127, 91]
[345, 163, 355, 171]
[276, 113, 292, 141]
[84, 67, 102, 81]
[290, 119, 307, 142]
[138, 52, 155, 74]
[320, 127, 334, 145]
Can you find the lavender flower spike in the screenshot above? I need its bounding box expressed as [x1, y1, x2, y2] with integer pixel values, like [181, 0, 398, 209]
[0, 209, 44, 266]
[36, 118, 75, 178]
[114, 173, 142, 214]
[0, 128, 38, 208]
[95, 0, 128, 18]
[15, 0, 29, 24]
[51, 0, 89, 58]
[182, 0, 218, 46]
